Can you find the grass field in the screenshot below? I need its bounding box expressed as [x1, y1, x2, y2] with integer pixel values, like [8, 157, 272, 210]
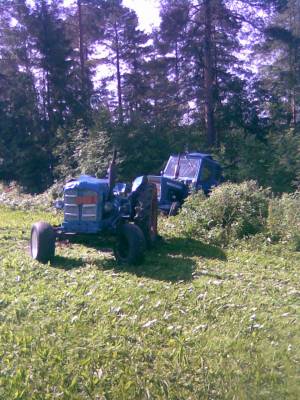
[0, 206, 299, 399]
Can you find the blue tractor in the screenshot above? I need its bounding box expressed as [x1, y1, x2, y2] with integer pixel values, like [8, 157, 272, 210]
[145, 152, 222, 215]
[30, 151, 158, 265]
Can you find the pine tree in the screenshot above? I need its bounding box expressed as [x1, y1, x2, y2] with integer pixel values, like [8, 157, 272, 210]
[158, 0, 243, 147]
[28, 1, 81, 129]
[259, 0, 300, 127]
[121, 12, 151, 124]
[97, 0, 152, 125]
[63, 0, 98, 121]
[0, 0, 49, 191]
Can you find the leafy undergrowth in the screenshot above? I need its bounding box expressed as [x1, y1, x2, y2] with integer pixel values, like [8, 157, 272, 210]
[0, 206, 299, 400]
[0, 182, 62, 211]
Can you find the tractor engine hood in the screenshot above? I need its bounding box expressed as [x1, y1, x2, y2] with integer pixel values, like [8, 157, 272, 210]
[64, 175, 110, 195]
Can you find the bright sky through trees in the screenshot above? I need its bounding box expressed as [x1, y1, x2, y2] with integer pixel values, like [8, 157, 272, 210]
[123, 0, 160, 31]
[60, 0, 160, 31]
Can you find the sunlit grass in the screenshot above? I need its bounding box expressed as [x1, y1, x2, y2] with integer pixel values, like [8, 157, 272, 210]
[0, 206, 299, 399]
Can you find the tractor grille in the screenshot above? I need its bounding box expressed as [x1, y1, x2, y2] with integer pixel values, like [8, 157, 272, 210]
[64, 189, 98, 222]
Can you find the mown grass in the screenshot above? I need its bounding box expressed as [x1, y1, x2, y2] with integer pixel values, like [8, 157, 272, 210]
[0, 206, 299, 399]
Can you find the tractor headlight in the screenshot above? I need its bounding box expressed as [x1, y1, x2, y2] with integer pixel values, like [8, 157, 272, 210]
[54, 200, 64, 210]
[104, 201, 114, 213]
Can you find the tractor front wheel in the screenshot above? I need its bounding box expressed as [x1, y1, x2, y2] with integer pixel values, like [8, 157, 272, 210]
[114, 223, 146, 265]
[30, 222, 56, 263]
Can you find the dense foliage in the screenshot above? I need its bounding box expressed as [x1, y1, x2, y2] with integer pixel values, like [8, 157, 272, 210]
[167, 181, 270, 245]
[166, 181, 300, 249]
[268, 191, 300, 249]
[0, 0, 299, 192]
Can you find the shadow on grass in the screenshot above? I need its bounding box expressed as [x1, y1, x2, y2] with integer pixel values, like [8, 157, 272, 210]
[51, 236, 227, 282]
[66, 234, 115, 252]
[98, 254, 195, 282]
[51, 234, 115, 270]
[52, 255, 87, 270]
[100, 237, 226, 282]
[164, 237, 227, 261]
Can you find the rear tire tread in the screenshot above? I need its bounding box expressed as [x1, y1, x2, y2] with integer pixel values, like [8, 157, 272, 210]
[114, 223, 146, 265]
[134, 183, 158, 248]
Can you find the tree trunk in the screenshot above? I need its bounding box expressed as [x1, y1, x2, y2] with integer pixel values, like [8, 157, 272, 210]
[203, 0, 216, 147]
[175, 40, 181, 102]
[115, 23, 123, 124]
[291, 88, 297, 126]
[77, 0, 85, 89]
[291, 45, 298, 126]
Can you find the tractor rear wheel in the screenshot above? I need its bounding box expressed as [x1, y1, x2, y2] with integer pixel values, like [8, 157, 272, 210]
[114, 223, 146, 265]
[134, 183, 158, 248]
[30, 222, 55, 263]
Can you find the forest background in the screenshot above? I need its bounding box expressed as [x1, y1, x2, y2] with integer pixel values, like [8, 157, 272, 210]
[0, 0, 299, 194]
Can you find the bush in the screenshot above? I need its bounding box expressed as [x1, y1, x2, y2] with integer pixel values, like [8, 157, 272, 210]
[0, 181, 62, 211]
[267, 192, 300, 250]
[173, 181, 270, 246]
[53, 115, 112, 181]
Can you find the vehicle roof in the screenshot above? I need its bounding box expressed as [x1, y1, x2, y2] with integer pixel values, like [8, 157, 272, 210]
[187, 152, 213, 159]
[170, 152, 213, 160]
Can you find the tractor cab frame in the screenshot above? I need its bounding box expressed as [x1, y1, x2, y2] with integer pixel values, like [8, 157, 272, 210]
[147, 152, 222, 215]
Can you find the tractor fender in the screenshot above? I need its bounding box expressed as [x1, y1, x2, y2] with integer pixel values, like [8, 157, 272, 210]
[131, 175, 148, 193]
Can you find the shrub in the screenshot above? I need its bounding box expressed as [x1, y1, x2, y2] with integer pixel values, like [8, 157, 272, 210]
[0, 181, 60, 211]
[53, 115, 112, 181]
[267, 192, 300, 250]
[173, 181, 270, 246]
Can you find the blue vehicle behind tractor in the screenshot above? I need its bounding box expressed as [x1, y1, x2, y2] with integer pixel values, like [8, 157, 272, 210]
[145, 152, 222, 215]
[30, 151, 158, 265]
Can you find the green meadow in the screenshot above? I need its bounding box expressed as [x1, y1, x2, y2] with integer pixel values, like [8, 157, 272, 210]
[0, 206, 299, 399]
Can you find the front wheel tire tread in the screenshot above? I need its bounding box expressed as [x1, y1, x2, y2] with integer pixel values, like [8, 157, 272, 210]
[30, 222, 55, 264]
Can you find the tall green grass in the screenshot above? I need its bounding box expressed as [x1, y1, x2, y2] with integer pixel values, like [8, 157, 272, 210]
[0, 206, 299, 399]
